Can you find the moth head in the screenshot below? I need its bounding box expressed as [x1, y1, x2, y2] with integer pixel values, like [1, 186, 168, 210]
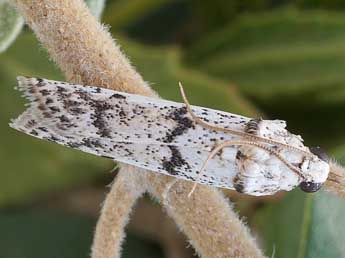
[299, 146, 330, 193]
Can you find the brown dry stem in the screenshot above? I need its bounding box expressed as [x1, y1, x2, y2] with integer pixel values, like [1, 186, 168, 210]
[13, 1, 266, 258]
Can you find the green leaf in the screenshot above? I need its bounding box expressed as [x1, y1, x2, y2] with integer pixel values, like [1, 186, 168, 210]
[332, 144, 345, 164]
[104, 0, 170, 30]
[254, 190, 345, 258]
[186, 8, 345, 97]
[85, 0, 106, 19]
[0, 210, 163, 258]
[305, 191, 345, 258]
[185, 8, 345, 147]
[253, 190, 307, 258]
[0, 1, 24, 53]
[254, 147, 345, 258]
[0, 211, 95, 258]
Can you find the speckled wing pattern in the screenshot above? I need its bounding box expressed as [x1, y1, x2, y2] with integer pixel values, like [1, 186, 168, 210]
[11, 77, 330, 195]
[10, 77, 253, 189]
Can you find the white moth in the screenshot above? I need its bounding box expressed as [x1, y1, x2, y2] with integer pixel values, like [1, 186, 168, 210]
[10, 76, 330, 196]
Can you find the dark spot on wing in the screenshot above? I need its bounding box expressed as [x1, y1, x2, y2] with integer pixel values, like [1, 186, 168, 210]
[30, 129, 38, 136]
[233, 176, 245, 193]
[25, 119, 37, 128]
[59, 115, 70, 123]
[83, 138, 103, 148]
[162, 146, 191, 175]
[90, 100, 113, 138]
[40, 89, 50, 96]
[264, 171, 274, 180]
[66, 138, 103, 149]
[38, 127, 48, 132]
[64, 100, 81, 108]
[28, 86, 36, 94]
[35, 78, 45, 88]
[162, 106, 194, 143]
[38, 104, 46, 111]
[55, 86, 85, 116]
[45, 98, 54, 104]
[45, 135, 60, 142]
[57, 86, 67, 94]
[245, 118, 262, 135]
[110, 93, 126, 99]
[73, 89, 113, 137]
[49, 106, 60, 113]
[42, 112, 52, 118]
[66, 142, 82, 148]
[236, 150, 247, 160]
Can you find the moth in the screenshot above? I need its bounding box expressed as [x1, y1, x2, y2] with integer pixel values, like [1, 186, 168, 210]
[10, 76, 330, 196]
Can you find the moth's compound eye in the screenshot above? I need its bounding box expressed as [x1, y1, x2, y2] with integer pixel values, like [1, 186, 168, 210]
[300, 181, 322, 193]
[310, 146, 329, 163]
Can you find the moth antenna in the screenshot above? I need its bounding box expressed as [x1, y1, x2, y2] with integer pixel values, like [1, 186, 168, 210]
[178, 82, 311, 156]
[187, 139, 306, 197]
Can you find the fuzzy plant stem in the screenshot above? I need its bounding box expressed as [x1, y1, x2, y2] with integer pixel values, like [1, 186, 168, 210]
[147, 178, 265, 258]
[325, 161, 345, 197]
[13, 0, 266, 258]
[91, 165, 146, 258]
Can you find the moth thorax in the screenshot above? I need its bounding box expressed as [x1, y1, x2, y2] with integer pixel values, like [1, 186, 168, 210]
[244, 118, 263, 135]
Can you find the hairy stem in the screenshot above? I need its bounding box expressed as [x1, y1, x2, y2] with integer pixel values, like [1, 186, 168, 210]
[13, 0, 153, 96]
[325, 161, 345, 197]
[91, 165, 146, 258]
[147, 178, 265, 258]
[13, 0, 266, 257]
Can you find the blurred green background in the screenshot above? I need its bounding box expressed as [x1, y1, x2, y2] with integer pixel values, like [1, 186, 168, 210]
[2, 0, 345, 257]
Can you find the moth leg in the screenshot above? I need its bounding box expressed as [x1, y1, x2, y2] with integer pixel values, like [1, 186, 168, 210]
[178, 82, 310, 156]
[188, 141, 232, 197]
[188, 140, 256, 196]
[187, 139, 305, 197]
[213, 140, 224, 160]
[179, 82, 233, 134]
[187, 139, 271, 197]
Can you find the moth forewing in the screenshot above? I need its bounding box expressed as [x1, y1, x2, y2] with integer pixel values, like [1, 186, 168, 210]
[10, 76, 330, 196]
